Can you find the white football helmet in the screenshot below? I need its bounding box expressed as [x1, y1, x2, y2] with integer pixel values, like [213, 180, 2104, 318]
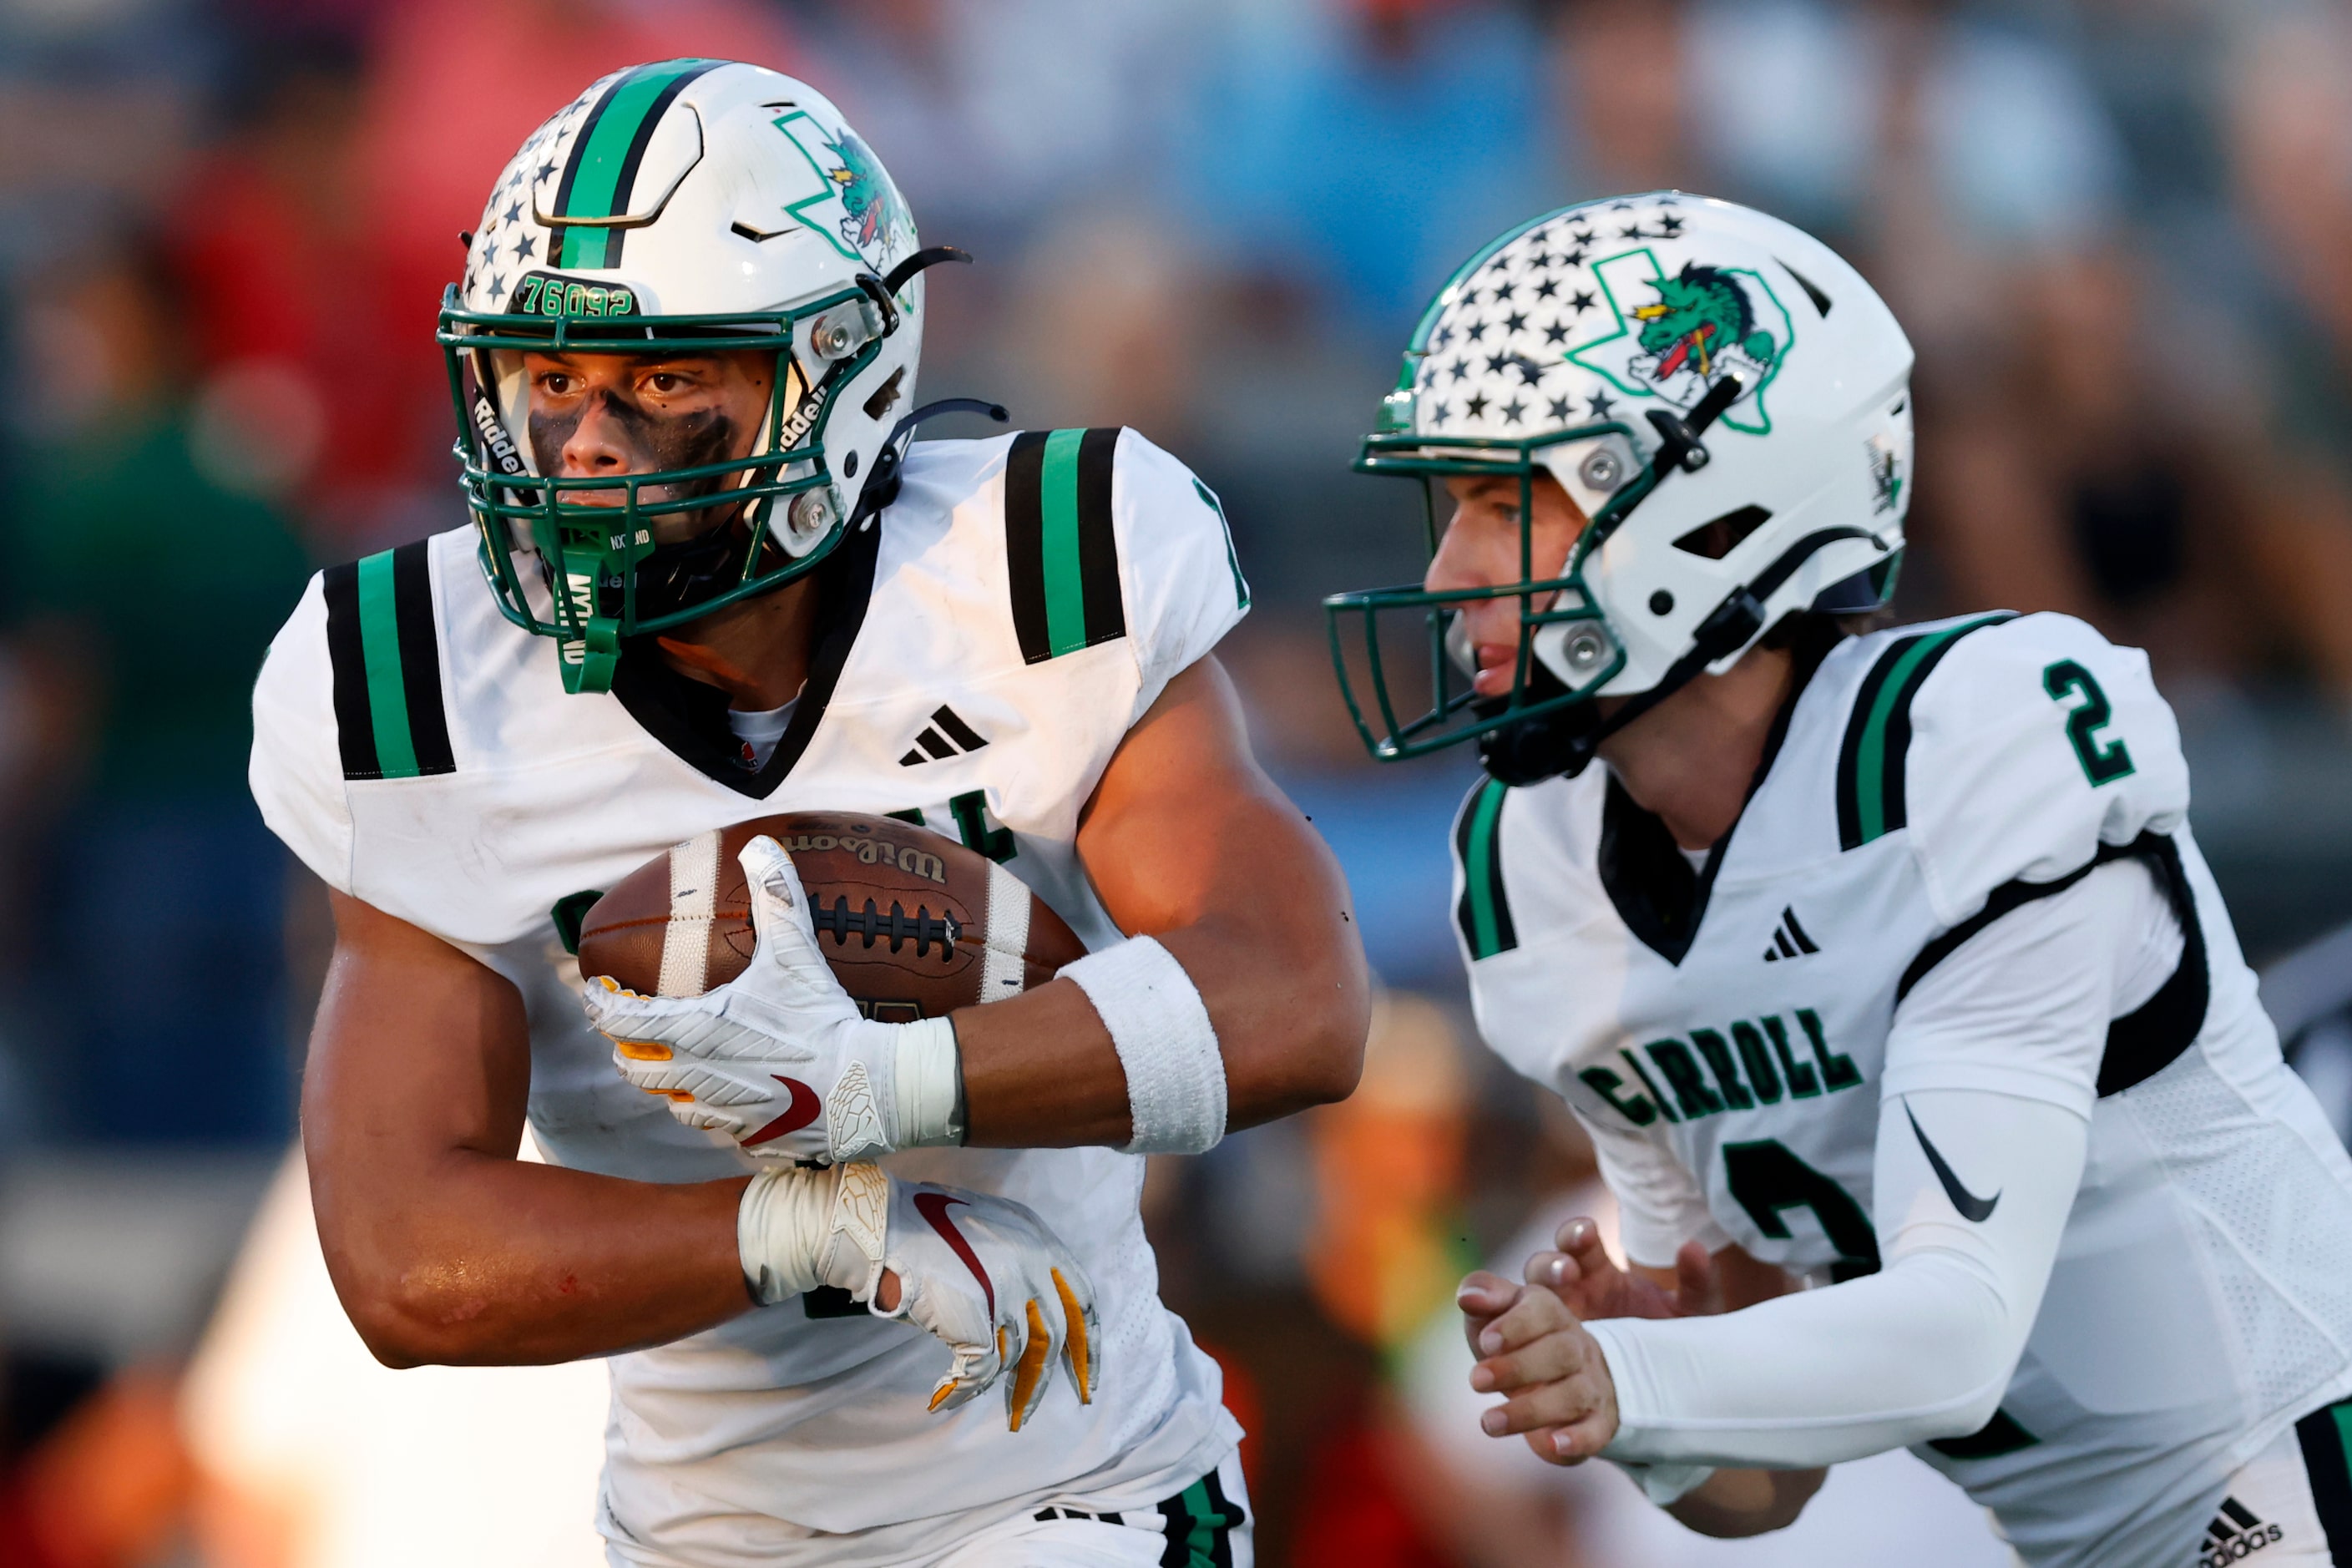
[1327, 193, 1914, 777]
[438, 58, 959, 693]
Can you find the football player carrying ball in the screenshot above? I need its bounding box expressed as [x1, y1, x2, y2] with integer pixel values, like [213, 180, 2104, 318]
[251, 59, 1368, 1566]
[1326, 194, 2352, 1565]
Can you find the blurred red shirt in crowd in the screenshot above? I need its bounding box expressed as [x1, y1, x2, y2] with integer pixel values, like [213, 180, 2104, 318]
[168, 0, 798, 552]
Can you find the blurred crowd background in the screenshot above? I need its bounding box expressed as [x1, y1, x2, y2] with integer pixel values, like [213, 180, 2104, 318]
[7, 0, 2352, 1563]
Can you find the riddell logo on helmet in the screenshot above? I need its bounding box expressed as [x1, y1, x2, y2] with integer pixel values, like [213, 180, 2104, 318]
[508, 271, 639, 320]
[470, 394, 525, 476]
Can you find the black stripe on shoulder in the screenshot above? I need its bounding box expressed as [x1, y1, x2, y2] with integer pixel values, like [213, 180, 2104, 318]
[1004, 430, 1050, 664]
[1075, 426, 1125, 647]
[1837, 614, 2015, 850]
[1834, 635, 1910, 849]
[1452, 777, 1519, 959]
[391, 540, 456, 776]
[321, 561, 378, 781]
[1872, 620, 2000, 840]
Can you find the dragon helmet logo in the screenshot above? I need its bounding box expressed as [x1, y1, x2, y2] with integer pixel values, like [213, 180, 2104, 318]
[773, 110, 910, 270]
[1566, 250, 1793, 433]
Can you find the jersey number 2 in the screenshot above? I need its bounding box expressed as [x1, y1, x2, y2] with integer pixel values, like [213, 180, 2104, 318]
[1722, 1140, 1881, 1282]
[2042, 660, 2134, 786]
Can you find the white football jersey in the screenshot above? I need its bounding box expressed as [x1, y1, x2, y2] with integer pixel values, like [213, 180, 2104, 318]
[1459, 613, 2352, 1567]
[250, 429, 1252, 1563]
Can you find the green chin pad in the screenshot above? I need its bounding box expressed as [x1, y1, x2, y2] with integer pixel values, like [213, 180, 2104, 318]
[561, 615, 623, 695]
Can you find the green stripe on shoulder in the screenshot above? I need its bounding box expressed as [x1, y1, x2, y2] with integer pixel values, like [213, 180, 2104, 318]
[1005, 427, 1125, 663]
[1836, 613, 2015, 849]
[1454, 776, 1519, 959]
[323, 541, 456, 781]
[355, 551, 421, 777]
[1038, 427, 1090, 655]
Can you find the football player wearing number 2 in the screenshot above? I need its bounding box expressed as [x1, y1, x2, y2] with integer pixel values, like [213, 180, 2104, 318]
[250, 61, 1368, 1566]
[1326, 195, 2352, 1566]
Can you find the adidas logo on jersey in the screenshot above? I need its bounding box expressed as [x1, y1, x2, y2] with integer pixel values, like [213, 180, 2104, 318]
[899, 706, 989, 767]
[2201, 1496, 2283, 1565]
[1762, 905, 1820, 962]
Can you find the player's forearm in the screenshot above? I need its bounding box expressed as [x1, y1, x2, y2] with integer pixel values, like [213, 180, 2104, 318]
[956, 655, 1367, 1151]
[312, 1152, 753, 1367]
[1586, 1248, 2015, 1468]
[953, 898, 1367, 1148]
[1589, 1089, 2086, 1469]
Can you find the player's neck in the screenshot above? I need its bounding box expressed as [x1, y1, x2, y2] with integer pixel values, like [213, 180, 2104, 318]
[654, 574, 822, 711]
[1596, 645, 1796, 853]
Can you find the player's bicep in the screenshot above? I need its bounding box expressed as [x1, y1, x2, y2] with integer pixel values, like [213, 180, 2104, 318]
[306, 891, 532, 1169]
[1077, 655, 1340, 939]
[1075, 655, 1369, 1115]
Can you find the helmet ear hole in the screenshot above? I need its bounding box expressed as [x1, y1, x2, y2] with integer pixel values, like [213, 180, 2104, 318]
[1672, 505, 1773, 560]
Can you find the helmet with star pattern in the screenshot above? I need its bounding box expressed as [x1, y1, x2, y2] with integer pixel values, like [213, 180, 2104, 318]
[1325, 193, 1914, 777]
[438, 59, 948, 695]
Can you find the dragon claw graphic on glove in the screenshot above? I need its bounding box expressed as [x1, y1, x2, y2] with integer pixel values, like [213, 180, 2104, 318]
[583, 836, 963, 1162]
[740, 1163, 1100, 1431]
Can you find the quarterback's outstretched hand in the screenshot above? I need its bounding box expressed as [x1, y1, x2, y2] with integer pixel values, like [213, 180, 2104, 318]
[1525, 1218, 1722, 1322]
[739, 1163, 1100, 1431]
[1461, 1278, 1619, 1464]
[582, 837, 961, 1163]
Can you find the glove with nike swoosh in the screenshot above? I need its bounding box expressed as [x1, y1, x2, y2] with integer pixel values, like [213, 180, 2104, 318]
[739, 1162, 1101, 1431]
[582, 836, 964, 1163]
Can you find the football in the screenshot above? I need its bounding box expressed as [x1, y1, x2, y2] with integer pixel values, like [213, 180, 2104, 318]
[574, 812, 1086, 1018]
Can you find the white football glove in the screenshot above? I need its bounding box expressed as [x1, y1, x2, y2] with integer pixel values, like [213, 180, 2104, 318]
[739, 1162, 1100, 1431]
[582, 836, 964, 1163]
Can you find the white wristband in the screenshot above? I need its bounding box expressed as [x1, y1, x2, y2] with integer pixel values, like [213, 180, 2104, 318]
[1060, 935, 1226, 1155]
[737, 1163, 888, 1306]
[892, 1016, 964, 1147]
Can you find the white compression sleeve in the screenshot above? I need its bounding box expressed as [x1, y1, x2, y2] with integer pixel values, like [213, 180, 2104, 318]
[1061, 935, 1227, 1155]
[1583, 856, 2175, 1471]
[1587, 1086, 2086, 1469]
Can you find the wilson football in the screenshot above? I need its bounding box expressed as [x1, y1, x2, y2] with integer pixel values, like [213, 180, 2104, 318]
[574, 812, 1086, 1019]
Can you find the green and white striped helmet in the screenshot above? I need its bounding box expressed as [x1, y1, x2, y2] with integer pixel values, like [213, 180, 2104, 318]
[439, 59, 930, 693]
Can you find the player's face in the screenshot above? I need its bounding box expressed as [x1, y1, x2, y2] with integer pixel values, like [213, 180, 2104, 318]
[1426, 471, 1591, 699]
[520, 349, 787, 541]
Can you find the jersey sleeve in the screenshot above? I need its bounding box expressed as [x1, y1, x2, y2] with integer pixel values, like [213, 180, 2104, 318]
[249, 572, 356, 895]
[1899, 613, 2189, 927]
[1109, 428, 1251, 717]
[1884, 855, 2183, 1115]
